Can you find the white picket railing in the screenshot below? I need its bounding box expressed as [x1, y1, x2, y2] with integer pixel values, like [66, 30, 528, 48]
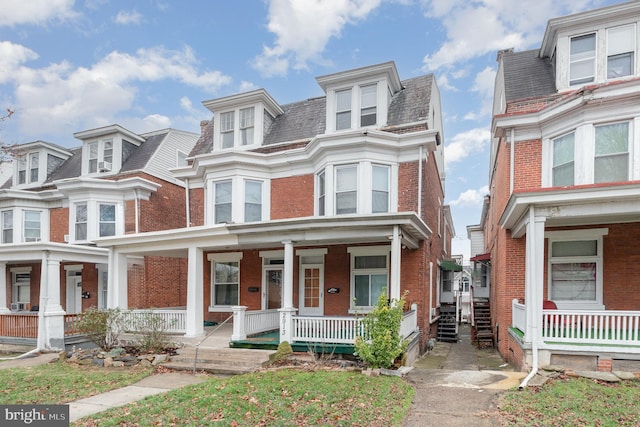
[512, 299, 526, 333]
[122, 309, 187, 334]
[245, 309, 279, 336]
[542, 310, 640, 346]
[293, 316, 363, 344]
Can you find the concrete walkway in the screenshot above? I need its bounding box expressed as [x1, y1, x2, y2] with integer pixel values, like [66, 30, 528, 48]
[403, 323, 526, 427]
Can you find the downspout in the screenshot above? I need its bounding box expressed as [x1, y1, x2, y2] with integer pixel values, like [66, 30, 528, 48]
[418, 146, 423, 215]
[519, 207, 539, 389]
[509, 128, 515, 195]
[429, 261, 435, 324]
[185, 178, 191, 228]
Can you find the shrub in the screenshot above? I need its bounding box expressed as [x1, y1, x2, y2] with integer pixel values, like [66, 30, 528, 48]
[132, 311, 173, 353]
[273, 341, 293, 363]
[354, 291, 408, 369]
[77, 307, 124, 351]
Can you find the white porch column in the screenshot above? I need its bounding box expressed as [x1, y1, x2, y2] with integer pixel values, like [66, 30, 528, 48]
[524, 208, 546, 344]
[279, 240, 296, 343]
[0, 263, 9, 314]
[390, 225, 402, 300]
[185, 246, 204, 337]
[231, 305, 247, 341]
[39, 252, 65, 350]
[108, 249, 128, 309]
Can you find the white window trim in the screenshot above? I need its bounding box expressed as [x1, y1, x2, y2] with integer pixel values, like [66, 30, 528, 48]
[1, 209, 13, 244]
[70, 200, 124, 243]
[213, 104, 263, 150]
[208, 252, 243, 312]
[15, 152, 43, 186]
[347, 245, 390, 313]
[11, 266, 32, 304]
[325, 80, 388, 133]
[85, 138, 115, 175]
[207, 177, 270, 225]
[545, 228, 607, 310]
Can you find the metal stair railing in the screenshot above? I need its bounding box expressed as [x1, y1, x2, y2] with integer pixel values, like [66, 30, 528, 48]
[192, 314, 233, 375]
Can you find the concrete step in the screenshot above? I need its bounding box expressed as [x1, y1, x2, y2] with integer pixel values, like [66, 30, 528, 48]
[161, 347, 273, 375]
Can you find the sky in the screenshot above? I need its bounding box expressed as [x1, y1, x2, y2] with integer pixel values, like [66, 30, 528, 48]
[0, 0, 626, 261]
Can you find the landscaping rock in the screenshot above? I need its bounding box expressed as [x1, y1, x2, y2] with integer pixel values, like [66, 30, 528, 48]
[152, 354, 168, 365]
[92, 358, 104, 367]
[107, 348, 126, 358]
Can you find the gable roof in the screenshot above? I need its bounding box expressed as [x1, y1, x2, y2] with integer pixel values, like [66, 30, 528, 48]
[502, 49, 556, 102]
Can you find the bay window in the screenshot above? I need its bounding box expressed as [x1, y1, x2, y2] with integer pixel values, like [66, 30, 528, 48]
[335, 165, 357, 214]
[552, 132, 575, 186]
[99, 204, 116, 237]
[372, 164, 389, 213]
[75, 203, 88, 240]
[594, 122, 628, 183]
[244, 180, 262, 222]
[214, 180, 232, 223]
[2, 210, 12, 244]
[317, 171, 325, 216]
[23, 210, 41, 242]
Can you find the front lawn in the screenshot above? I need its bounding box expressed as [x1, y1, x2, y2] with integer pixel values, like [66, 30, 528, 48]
[498, 376, 640, 426]
[0, 362, 153, 404]
[75, 369, 414, 426]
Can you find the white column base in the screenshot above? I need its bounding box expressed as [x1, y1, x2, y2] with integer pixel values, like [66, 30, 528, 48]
[278, 307, 297, 344]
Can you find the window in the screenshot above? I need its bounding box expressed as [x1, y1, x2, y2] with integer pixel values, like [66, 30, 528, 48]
[552, 132, 575, 186]
[213, 261, 239, 306]
[594, 122, 628, 183]
[336, 89, 352, 130]
[13, 272, 30, 303]
[1, 210, 12, 244]
[75, 203, 87, 240]
[220, 112, 235, 149]
[442, 270, 453, 293]
[244, 180, 262, 222]
[549, 240, 597, 301]
[29, 153, 38, 183]
[23, 211, 40, 242]
[88, 142, 99, 173]
[317, 171, 325, 216]
[103, 140, 113, 166]
[17, 157, 26, 184]
[239, 107, 254, 146]
[461, 276, 470, 293]
[352, 254, 388, 307]
[99, 204, 116, 237]
[360, 84, 377, 126]
[607, 25, 635, 79]
[372, 165, 389, 213]
[570, 33, 596, 85]
[99, 270, 108, 310]
[335, 165, 357, 214]
[214, 180, 232, 223]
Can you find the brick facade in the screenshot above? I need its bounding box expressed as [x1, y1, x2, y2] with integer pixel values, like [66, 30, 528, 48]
[271, 175, 314, 219]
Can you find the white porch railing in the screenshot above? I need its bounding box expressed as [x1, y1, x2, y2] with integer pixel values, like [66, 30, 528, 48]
[122, 309, 187, 334]
[400, 303, 419, 339]
[512, 299, 526, 333]
[231, 307, 280, 341]
[542, 310, 640, 346]
[293, 316, 362, 344]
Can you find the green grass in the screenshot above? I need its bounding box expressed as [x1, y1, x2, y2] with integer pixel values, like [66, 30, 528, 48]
[74, 369, 415, 427]
[0, 362, 153, 404]
[498, 376, 640, 426]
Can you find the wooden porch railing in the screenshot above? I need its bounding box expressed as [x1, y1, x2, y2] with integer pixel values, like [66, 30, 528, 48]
[0, 313, 38, 338]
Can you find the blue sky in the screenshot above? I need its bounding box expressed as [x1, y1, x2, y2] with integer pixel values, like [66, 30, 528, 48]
[0, 0, 624, 260]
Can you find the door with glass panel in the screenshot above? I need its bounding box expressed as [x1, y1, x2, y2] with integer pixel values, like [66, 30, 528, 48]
[264, 268, 282, 310]
[299, 265, 324, 316]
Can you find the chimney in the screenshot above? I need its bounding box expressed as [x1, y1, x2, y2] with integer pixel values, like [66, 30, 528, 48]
[200, 120, 209, 136]
[496, 48, 514, 62]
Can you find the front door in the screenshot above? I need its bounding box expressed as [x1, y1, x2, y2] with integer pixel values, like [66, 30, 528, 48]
[264, 268, 282, 310]
[66, 276, 82, 314]
[299, 265, 323, 316]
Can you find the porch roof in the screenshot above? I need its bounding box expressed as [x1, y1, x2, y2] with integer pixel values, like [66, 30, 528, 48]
[96, 212, 431, 257]
[0, 242, 108, 264]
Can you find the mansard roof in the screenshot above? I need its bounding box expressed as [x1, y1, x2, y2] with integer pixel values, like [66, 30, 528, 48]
[502, 49, 556, 102]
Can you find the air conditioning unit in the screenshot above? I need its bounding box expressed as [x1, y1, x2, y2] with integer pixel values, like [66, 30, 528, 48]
[98, 161, 112, 172]
[64, 234, 70, 243]
[10, 303, 27, 311]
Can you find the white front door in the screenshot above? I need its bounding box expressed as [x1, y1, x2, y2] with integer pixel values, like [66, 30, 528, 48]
[299, 264, 323, 316]
[66, 276, 82, 314]
[263, 268, 282, 310]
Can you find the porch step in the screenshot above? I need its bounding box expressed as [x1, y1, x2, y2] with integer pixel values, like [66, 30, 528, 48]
[161, 347, 273, 375]
[473, 298, 493, 347]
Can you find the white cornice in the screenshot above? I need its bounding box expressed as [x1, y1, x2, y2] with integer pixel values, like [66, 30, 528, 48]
[202, 89, 284, 117]
[54, 176, 161, 200]
[316, 61, 402, 93]
[73, 124, 145, 144]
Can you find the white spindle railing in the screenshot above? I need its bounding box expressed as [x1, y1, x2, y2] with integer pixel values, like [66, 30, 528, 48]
[512, 299, 526, 333]
[400, 304, 419, 339]
[542, 310, 640, 346]
[293, 316, 363, 344]
[245, 309, 279, 336]
[123, 309, 186, 334]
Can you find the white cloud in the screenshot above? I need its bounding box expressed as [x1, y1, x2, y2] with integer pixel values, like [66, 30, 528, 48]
[254, 0, 383, 77]
[114, 10, 142, 25]
[3, 43, 231, 138]
[444, 127, 490, 169]
[0, 0, 77, 27]
[449, 186, 489, 207]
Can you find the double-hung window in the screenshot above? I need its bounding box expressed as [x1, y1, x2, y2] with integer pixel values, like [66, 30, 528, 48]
[13, 272, 30, 304]
[549, 240, 598, 302]
[372, 165, 389, 213]
[360, 84, 377, 126]
[23, 211, 41, 242]
[1, 210, 12, 244]
[570, 33, 596, 86]
[99, 204, 116, 237]
[244, 180, 262, 222]
[351, 252, 388, 308]
[336, 89, 352, 131]
[88, 142, 99, 173]
[239, 107, 254, 146]
[17, 157, 27, 184]
[29, 153, 39, 183]
[208, 252, 243, 309]
[214, 180, 232, 223]
[594, 122, 629, 183]
[335, 165, 357, 214]
[75, 203, 88, 240]
[220, 112, 235, 149]
[552, 132, 575, 186]
[607, 25, 635, 79]
[317, 171, 325, 216]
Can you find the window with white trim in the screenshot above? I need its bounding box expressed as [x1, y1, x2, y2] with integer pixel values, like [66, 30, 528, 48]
[17, 157, 26, 184]
[594, 122, 629, 183]
[335, 164, 357, 214]
[87, 139, 114, 173]
[336, 89, 352, 131]
[372, 165, 389, 213]
[244, 180, 262, 222]
[99, 270, 108, 310]
[317, 170, 325, 216]
[552, 132, 575, 186]
[570, 33, 596, 86]
[29, 153, 38, 183]
[208, 252, 243, 309]
[99, 204, 116, 237]
[360, 84, 377, 126]
[214, 180, 232, 224]
[2, 210, 13, 244]
[12, 270, 31, 304]
[220, 112, 235, 149]
[75, 203, 88, 241]
[239, 107, 254, 146]
[23, 210, 41, 242]
[349, 246, 389, 309]
[219, 107, 256, 149]
[607, 24, 635, 79]
[16, 153, 41, 185]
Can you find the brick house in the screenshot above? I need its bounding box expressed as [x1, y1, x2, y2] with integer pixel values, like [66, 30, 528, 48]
[471, 1, 640, 377]
[98, 61, 455, 359]
[0, 125, 198, 350]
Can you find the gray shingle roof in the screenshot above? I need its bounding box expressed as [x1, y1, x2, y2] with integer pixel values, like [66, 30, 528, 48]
[388, 75, 433, 125]
[46, 147, 82, 182]
[121, 131, 168, 172]
[503, 49, 556, 102]
[263, 97, 326, 146]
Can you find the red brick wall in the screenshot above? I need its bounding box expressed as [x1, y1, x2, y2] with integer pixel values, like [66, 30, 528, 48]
[513, 140, 542, 191]
[50, 208, 68, 243]
[126, 257, 187, 309]
[398, 162, 419, 212]
[136, 174, 188, 232]
[271, 174, 314, 219]
[189, 188, 205, 227]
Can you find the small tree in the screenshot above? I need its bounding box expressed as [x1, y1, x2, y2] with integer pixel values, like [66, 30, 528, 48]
[354, 290, 408, 369]
[77, 307, 125, 350]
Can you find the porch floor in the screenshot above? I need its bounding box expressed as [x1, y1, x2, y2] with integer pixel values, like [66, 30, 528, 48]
[229, 330, 356, 355]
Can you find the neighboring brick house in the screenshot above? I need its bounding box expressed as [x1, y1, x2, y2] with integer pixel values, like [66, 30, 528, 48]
[471, 2, 640, 375]
[98, 61, 455, 358]
[0, 125, 198, 349]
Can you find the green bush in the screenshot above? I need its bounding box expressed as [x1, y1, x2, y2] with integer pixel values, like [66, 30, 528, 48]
[132, 311, 173, 353]
[354, 291, 408, 369]
[77, 307, 124, 350]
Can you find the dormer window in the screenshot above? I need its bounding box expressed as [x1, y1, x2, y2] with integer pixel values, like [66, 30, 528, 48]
[29, 153, 38, 183]
[336, 89, 352, 131]
[570, 33, 595, 86]
[219, 107, 257, 149]
[360, 84, 377, 127]
[88, 140, 113, 173]
[220, 112, 234, 149]
[17, 153, 40, 185]
[239, 107, 254, 145]
[607, 25, 634, 79]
